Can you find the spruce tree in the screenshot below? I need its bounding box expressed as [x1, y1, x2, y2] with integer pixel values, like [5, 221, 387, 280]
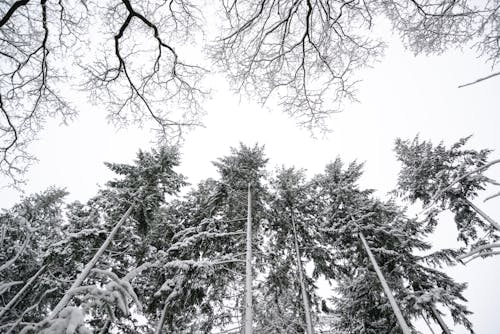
[146, 143, 269, 333]
[395, 136, 500, 262]
[10, 146, 186, 333]
[312, 158, 473, 333]
[0, 188, 67, 330]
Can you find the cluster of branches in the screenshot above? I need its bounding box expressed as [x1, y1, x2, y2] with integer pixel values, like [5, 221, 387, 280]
[395, 135, 500, 264]
[0, 0, 206, 184]
[1, 0, 499, 184]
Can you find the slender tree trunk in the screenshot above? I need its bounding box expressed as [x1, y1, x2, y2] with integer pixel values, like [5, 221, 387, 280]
[291, 212, 314, 334]
[244, 183, 253, 334]
[49, 204, 135, 319]
[464, 198, 500, 231]
[422, 316, 436, 334]
[0, 264, 46, 320]
[358, 232, 411, 334]
[155, 300, 169, 334]
[430, 305, 451, 334]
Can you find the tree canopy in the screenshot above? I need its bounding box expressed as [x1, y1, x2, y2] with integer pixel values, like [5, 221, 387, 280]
[2, 138, 495, 333]
[1, 0, 499, 182]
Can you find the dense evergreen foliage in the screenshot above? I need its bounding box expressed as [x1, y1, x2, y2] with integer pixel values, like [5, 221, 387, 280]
[395, 136, 500, 261]
[2, 137, 498, 333]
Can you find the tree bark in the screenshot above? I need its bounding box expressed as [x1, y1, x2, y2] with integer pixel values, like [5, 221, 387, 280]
[244, 183, 253, 334]
[291, 212, 314, 334]
[358, 232, 411, 334]
[464, 198, 500, 231]
[430, 305, 451, 334]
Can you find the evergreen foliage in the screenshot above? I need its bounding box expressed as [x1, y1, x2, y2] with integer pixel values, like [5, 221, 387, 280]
[1, 140, 491, 333]
[395, 136, 499, 255]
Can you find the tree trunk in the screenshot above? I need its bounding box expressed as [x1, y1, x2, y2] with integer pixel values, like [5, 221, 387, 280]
[464, 198, 500, 231]
[49, 204, 135, 319]
[0, 264, 46, 320]
[358, 232, 411, 334]
[430, 305, 451, 334]
[291, 212, 314, 334]
[422, 316, 436, 334]
[244, 183, 253, 334]
[155, 300, 169, 334]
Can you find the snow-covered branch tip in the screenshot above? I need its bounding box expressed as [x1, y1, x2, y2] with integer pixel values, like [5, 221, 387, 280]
[457, 243, 500, 261]
[462, 251, 500, 264]
[428, 159, 500, 205]
[484, 190, 500, 203]
[0, 231, 31, 274]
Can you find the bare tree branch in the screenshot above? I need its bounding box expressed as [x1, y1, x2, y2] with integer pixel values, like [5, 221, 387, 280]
[484, 190, 500, 202]
[462, 250, 500, 264]
[0, 0, 31, 27]
[0, 0, 207, 184]
[1, 0, 500, 183]
[213, 0, 382, 132]
[458, 70, 500, 88]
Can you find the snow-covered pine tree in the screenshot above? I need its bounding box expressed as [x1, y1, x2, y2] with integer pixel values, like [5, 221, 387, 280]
[15, 146, 186, 333]
[312, 158, 473, 333]
[394, 136, 500, 263]
[0, 188, 67, 332]
[86, 146, 186, 333]
[144, 143, 269, 333]
[257, 166, 326, 334]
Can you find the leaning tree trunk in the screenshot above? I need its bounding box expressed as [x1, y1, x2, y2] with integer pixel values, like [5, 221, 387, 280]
[430, 305, 451, 334]
[463, 198, 500, 231]
[244, 183, 253, 334]
[358, 232, 411, 334]
[49, 204, 135, 319]
[422, 316, 437, 334]
[291, 212, 314, 334]
[0, 264, 46, 320]
[155, 300, 169, 334]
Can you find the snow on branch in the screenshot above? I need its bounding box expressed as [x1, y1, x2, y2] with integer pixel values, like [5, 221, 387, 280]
[0, 231, 31, 273]
[429, 159, 500, 204]
[0, 265, 46, 320]
[457, 243, 500, 261]
[0, 281, 23, 296]
[462, 251, 500, 264]
[167, 230, 245, 253]
[91, 268, 142, 312]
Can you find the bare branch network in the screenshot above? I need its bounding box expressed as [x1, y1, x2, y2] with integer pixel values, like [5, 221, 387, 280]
[0, 0, 207, 184]
[1, 0, 500, 183]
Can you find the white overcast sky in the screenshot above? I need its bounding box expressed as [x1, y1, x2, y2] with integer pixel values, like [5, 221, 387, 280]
[1, 26, 499, 333]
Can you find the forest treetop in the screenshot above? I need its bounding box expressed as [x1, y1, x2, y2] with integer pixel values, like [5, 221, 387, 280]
[3, 137, 498, 333]
[1, 0, 499, 184]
